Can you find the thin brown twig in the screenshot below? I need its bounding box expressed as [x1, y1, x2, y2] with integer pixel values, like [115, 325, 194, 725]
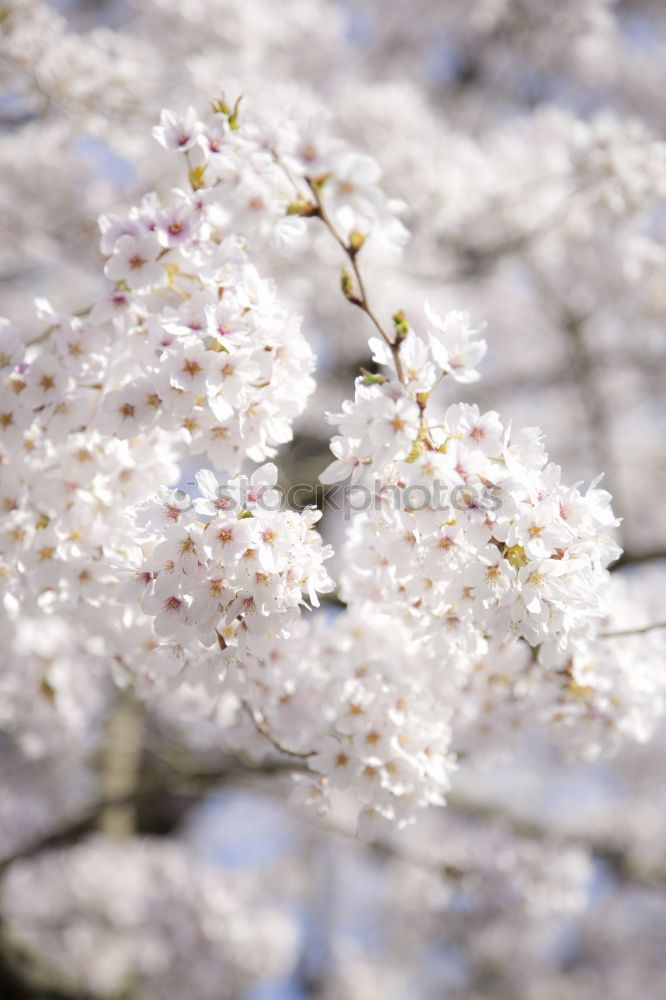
[242, 702, 315, 759]
[305, 178, 406, 384]
[599, 621, 666, 639]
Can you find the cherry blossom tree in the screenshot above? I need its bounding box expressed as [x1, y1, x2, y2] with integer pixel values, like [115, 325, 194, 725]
[2, 2, 666, 998]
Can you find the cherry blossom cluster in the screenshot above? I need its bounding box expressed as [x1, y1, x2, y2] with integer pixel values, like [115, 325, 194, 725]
[240, 577, 666, 829]
[295, 609, 457, 833]
[325, 316, 621, 663]
[121, 465, 333, 673]
[0, 304, 179, 752]
[95, 194, 315, 467]
[151, 99, 408, 257]
[0, 834, 299, 1000]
